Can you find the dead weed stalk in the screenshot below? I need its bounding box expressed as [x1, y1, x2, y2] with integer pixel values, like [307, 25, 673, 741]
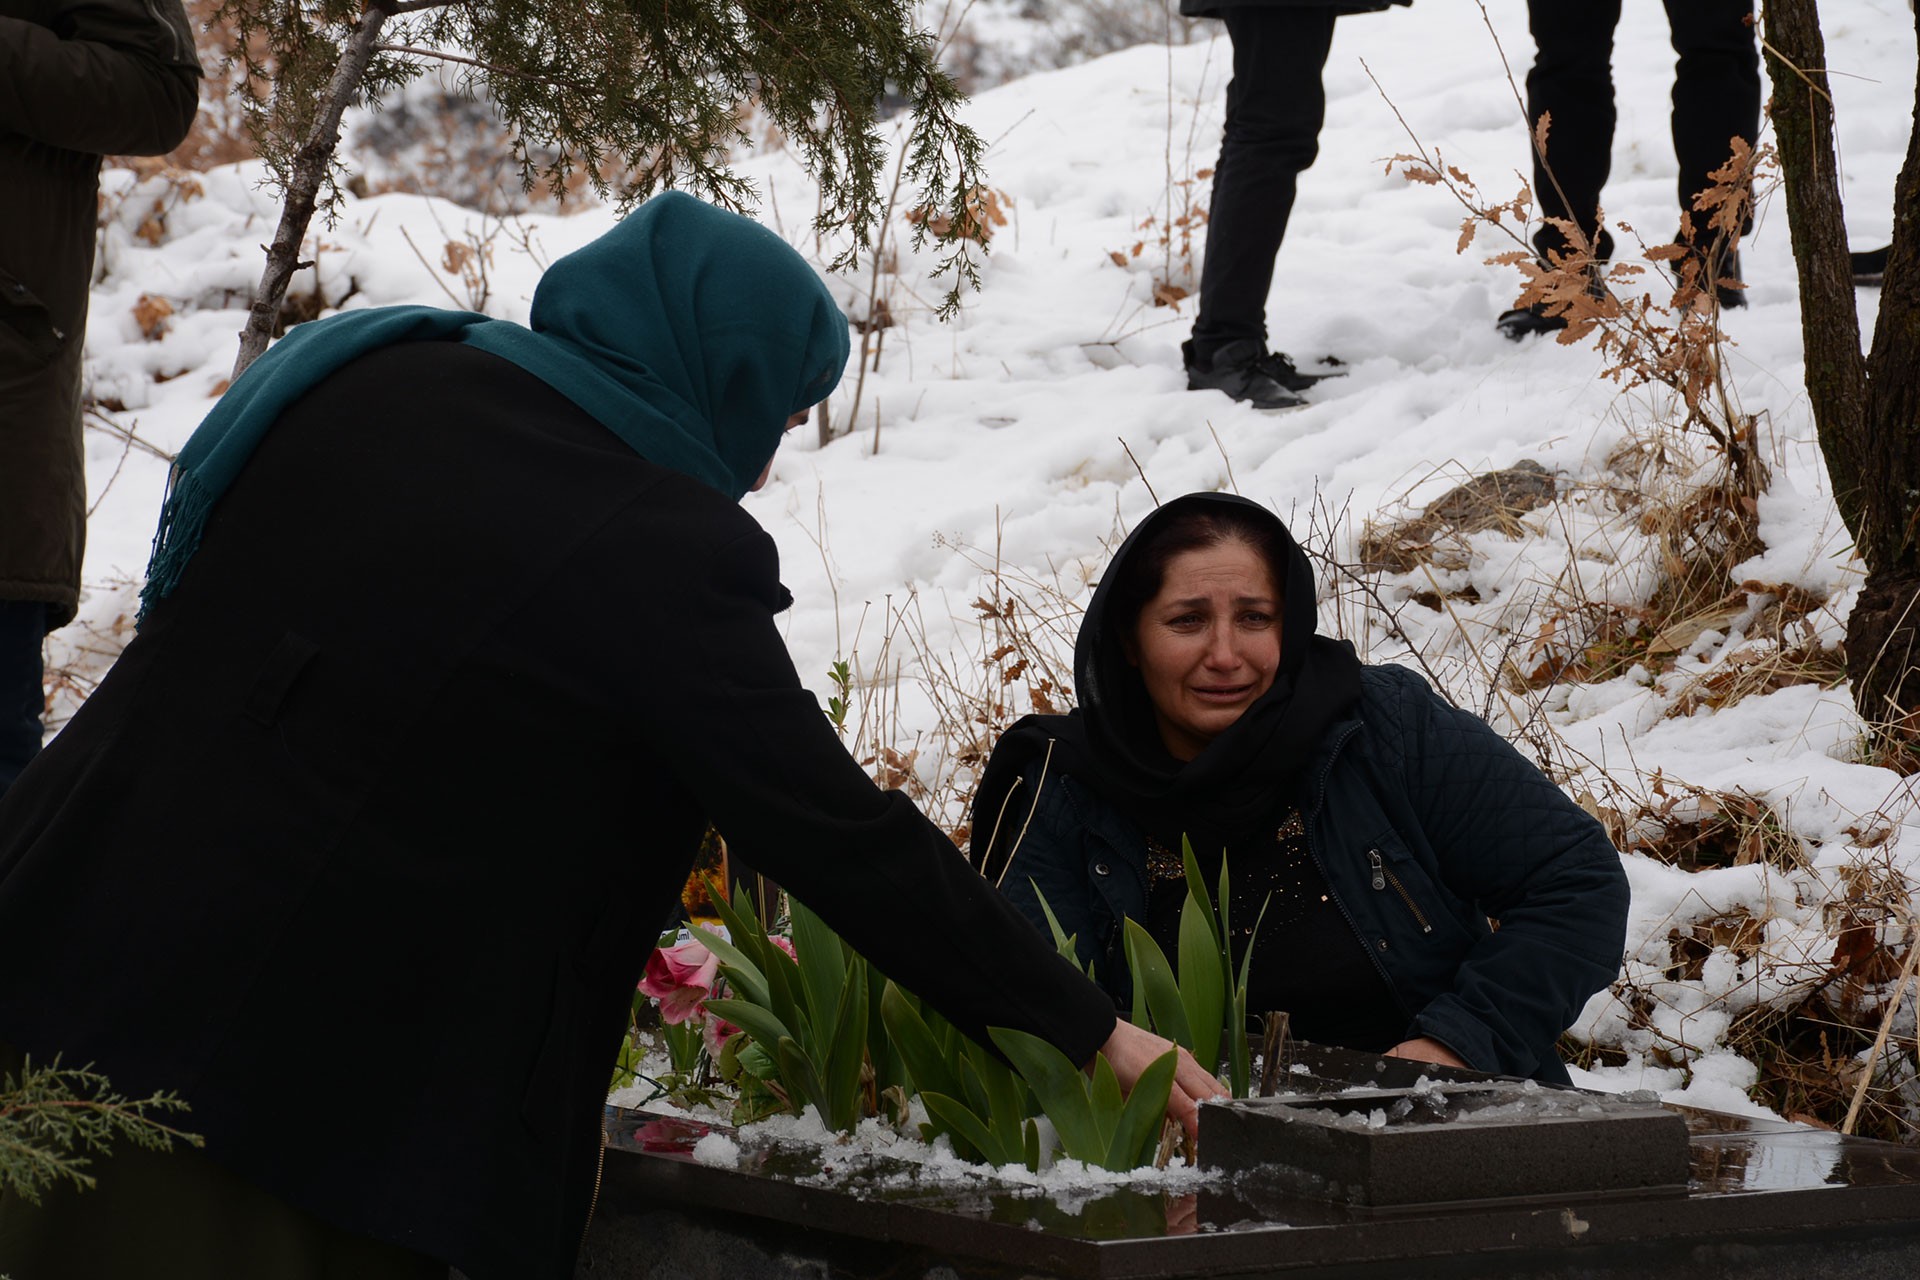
[1106, 29, 1222, 319]
[822, 529, 1089, 851]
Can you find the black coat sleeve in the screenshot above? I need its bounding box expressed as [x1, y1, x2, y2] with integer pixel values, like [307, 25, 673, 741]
[648, 524, 1118, 1067]
[1394, 678, 1629, 1075]
[0, 0, 201, 156]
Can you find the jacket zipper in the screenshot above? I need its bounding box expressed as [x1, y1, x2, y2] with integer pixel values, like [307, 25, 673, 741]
[580, 1113, 609, 1255]
[1301, 723, 1410, 1015]
[1368, 850, 1433, 934]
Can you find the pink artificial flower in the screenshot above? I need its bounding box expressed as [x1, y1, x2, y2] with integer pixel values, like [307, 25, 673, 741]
[632, 1117, 712, 1153]
[768, 934, 797, 963]
[639, 939, 720, 1025]
[702, 1011, 740, 1059]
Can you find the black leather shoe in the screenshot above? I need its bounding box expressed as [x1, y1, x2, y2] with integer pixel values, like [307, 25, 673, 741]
[1252, 349, 1341, 392]
[1183, 339, 1306, 410]
[1852, 245, 1889, 287]
[1495, 302, 1567, 341]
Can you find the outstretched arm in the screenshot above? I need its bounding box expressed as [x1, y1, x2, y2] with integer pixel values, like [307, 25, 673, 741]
[645, 522, 1199, 1128]
[1099, 1019, 1226, 1143]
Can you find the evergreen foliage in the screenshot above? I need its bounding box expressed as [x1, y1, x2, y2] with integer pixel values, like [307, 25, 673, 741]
[216, 0, 987, 371]
[0, 1056, 201, 1206]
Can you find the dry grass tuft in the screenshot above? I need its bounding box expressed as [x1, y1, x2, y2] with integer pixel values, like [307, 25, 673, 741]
[1727, 875, 1920, 1144]
[1359, 460, 1556, 576]
[1610, 775, 1809, 874]
[41, 578, 141, 737]
[822, 530, 1093, 850]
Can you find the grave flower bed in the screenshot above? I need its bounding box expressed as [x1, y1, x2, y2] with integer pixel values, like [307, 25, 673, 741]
[613, 843, 1269, 1186]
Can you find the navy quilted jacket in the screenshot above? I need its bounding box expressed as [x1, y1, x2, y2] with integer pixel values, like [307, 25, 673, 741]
[997, 663, 1629, 1083]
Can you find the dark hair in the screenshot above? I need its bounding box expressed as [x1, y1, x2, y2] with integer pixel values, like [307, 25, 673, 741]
[1105, 504, 1290, 638]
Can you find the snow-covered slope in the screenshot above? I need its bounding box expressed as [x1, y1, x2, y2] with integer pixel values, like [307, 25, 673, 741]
[63, 0, 1920, 1120]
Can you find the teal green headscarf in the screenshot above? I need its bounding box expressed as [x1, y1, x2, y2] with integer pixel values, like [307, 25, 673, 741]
[140, 191, 850, 619]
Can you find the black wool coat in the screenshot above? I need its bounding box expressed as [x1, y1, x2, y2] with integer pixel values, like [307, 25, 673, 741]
[0, 0, 200, 623]
[0, 342, 1116, 1279]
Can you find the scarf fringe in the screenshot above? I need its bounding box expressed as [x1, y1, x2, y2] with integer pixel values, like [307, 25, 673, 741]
[138, 467, 214, 624]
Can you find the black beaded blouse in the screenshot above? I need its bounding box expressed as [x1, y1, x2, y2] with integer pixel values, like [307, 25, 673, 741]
[1141, 806, 1407, 1053]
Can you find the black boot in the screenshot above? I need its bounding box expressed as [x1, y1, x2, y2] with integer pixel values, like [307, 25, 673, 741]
[1676, 232, 1746, 310]
[1183, 339, 1307, 410]
[1704, 242, 1746, 310]
[1496, 260, 1610, 341]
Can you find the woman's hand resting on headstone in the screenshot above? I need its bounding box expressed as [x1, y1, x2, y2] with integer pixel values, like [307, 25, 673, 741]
[1386, 1037, 1468, 1069]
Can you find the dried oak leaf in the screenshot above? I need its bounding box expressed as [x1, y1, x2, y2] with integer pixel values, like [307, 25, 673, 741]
[132, 293, 173, 341]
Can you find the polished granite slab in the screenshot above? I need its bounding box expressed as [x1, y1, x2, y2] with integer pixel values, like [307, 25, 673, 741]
[1199, 1076, 1691, 1207]
[581, 1043, 1920, 1280]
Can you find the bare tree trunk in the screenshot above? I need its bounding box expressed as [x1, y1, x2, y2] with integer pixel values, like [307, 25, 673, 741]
[1848, 51, 1920, 726]
[231, 1, 396, 379]
[1767, 0, 1920, 727]
[1861, 21, 1920, 569]
[1762, 0, 1868, 540]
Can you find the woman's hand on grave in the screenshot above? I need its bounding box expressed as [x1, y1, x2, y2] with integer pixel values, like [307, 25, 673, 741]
[1097, 1019, 1228, 1142]
[1385, 1036, 1468, 1069]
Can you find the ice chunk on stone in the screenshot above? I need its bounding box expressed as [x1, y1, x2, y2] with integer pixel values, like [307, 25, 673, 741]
[692, 1132, 741, 1167]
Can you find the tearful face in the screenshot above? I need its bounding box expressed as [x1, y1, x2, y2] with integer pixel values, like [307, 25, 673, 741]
[1127, 539, 1283, 761]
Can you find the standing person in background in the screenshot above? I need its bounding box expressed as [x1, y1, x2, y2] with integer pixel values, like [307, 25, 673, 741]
[0, 0, 201, 798]
[1178, 0, 1410, 412]
[1497, 0, 1760, 339]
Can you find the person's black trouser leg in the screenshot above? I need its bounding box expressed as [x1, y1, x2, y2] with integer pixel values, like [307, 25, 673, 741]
[0, 599, 46, 800]
[1526, 0, 1621, 263]
[1189, 7, 1337, 361]
[1664, 0, 1760, 241]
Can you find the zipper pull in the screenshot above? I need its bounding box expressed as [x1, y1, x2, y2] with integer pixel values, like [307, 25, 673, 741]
[1368, 850, 1386, 891]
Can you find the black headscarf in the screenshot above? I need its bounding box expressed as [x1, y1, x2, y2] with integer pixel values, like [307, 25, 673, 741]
[973, 493, 1363, 874]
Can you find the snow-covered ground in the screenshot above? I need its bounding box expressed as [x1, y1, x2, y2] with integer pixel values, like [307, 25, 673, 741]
[63, 0, 1920, 1126]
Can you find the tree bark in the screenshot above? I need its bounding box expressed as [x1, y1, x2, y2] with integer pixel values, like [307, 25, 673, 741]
[1850, 8, 1920, 726]
[231, 1, 396, 379]
[1762, 0, 1869, 543]
[1861, 10, 1920, 571]
[1767, 1, 1920, 727]
[1845, 565, 1920, 730]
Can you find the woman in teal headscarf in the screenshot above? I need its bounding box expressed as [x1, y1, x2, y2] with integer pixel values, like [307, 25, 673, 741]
[0, 194, 1212, 1280]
